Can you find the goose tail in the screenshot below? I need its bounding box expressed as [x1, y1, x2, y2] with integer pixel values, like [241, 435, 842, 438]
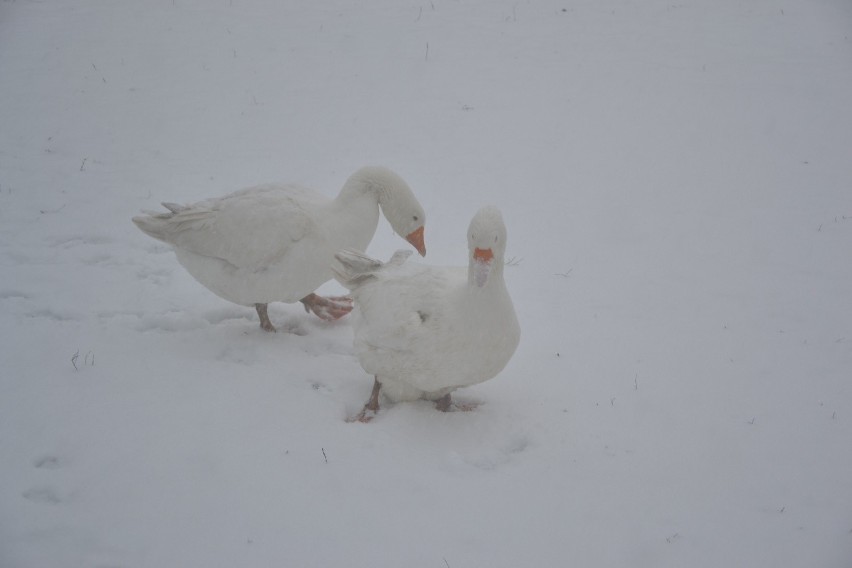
[333, 249, 412, 289]
[131, 202, 196, 243]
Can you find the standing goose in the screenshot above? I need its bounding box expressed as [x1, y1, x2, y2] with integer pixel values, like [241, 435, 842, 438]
[133, 166, 426, 331]
[334, 206, 519, 421]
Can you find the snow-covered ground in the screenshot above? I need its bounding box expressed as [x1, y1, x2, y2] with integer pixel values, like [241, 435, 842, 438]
[2, 1, 851, 566]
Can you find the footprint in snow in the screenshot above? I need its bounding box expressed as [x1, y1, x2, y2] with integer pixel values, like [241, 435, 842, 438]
[82, 253, 123, 267]
[0, 290, 30, 300]
[459, 434, 533, 471]
[134, 311, 209, 333]
[27, 308, 84, 322]
[22, 486, 62, 505]
[24, 455, 68, 504]
[202, 307, 255, 325]
[311, 381, 333, 394]
[265, 318, 308, 336]
[47, 235, 114, 249]
[33, 455, 64, 470]
[135, 265, 172, 284]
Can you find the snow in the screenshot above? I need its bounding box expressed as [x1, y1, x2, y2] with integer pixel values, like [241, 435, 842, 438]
[1, 0, 851, 566]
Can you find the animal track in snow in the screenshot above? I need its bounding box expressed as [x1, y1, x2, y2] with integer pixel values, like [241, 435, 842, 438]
[134, 312, 208, 333]
[24, 455, 69, 505]
[47, 235, 114, 249]
[502, 435, 532, 456]
[143, 243, 172, 255]
[82, 253, 123, 267]
[96, 309, 145, 321]
[33, 455, 65, 470]
[460, 434, 532, 471]
[277, 320, 308, 336]
[22, 486, 62, 505]
[26, 308, 83, 322]
[310, 381, 333, 394]
[201, 307, 254, 325]
[135, 266, 172, 284]
[0, 289, 30, 300]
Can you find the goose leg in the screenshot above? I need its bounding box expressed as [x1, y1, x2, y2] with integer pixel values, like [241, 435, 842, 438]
[365, 377, 382, 413]
[351, 377, 382, 423]
[255, 303, 276, 332]
[435, 393, 453, 412]
[434, 393, 478, 412]
[300, 293, 354, 321]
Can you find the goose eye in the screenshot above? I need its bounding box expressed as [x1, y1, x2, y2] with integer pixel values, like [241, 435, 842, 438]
[494, 236, 498, 243]
[413, 215, 419, 222]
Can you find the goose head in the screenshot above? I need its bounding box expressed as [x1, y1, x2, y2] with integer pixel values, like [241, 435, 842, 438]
[467, 206, 507, 288]
[350, 166, 427, 256]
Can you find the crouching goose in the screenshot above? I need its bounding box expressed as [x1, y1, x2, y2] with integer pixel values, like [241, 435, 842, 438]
[133, 166, 427, 331]
[334, 206, 519, 421]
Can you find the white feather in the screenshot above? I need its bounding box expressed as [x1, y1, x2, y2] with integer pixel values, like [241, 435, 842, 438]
[132, 166, 426, 307]
[335, 206, 520, 403]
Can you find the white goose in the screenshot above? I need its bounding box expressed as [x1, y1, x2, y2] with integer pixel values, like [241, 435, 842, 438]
[334, 206, 519, 420]
[133, 166, 426, 331]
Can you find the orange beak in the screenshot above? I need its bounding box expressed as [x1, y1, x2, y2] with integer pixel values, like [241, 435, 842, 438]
[473, 247, 494, 262]
[472, 248, 494, 287]
[406, 226, 426, 256]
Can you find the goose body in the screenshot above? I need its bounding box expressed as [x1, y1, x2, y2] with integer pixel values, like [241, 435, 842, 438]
[334, 206, 519, 417]
[133, 166, 426, 330]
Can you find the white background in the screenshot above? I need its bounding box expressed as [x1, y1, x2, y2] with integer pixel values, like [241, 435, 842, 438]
[1, 1, 851, 566]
